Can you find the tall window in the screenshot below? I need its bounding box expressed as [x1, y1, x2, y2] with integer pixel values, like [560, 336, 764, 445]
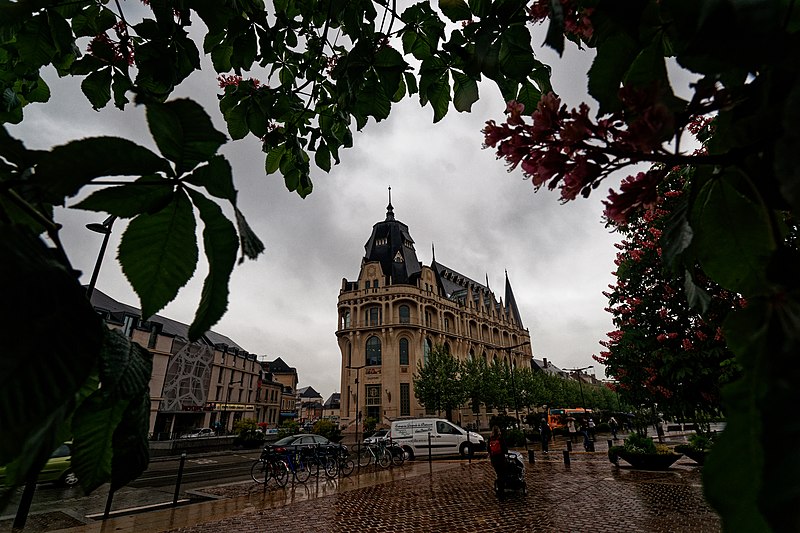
[365, 280, 371, 289]
[399, 305, 410, 324]
[343, 310, 351, 328]
[400, 383, 410, 416]
[444, 317, 449, 332]
[366, 336, 382, 366]
[366, 384, 381, 420]
[366, 306, 381, 326]
[423, 338, 432, 365]
[425, 310, 431, 327]
[399, 338, 409, 365]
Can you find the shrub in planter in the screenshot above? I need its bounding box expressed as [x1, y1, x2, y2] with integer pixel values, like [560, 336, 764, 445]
[608, 433, 682, 470]
[505, 428, 526, 447]
[675, 433, 715, 465]
[233, 419, 265, 448]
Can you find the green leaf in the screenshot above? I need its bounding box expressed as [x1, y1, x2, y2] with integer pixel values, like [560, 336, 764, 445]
[515, 80, 541, 114]
[439, 0, 472, 22]
[499, 25, 535, 81]
[109, 390, 150, 491]
[186, 190, 238, 340]
[112, 71, 132, 110]
[73, 175, 175, 217]
[704, 303, 771, 531]
[234, 206, 266, 263]
[452, 71, 478, 112]
[80, 66, 112, 110]
[146, 99, 228, 176]
[31, 137, 171, 204]
[119, 191, 198, 319]
[183, 155, 237, 202]
[683, 269, 711, 313]
[72, 391, 129, 492]
[223, 98, 250, 140]
[588, 32, 639, 114]
[0, 224, 103, 464]
[99, 328, 153, 401]
[543, 0, 565, 55]
[315, 142, 332, 172]
[265, 145, 285, 174]
[691, 168, 775, 294]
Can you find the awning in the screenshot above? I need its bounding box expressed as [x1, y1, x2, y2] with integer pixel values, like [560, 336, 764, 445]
[280, 412, 298, 417]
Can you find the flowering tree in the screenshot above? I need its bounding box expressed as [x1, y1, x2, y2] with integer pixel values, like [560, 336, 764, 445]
[597, 168, 744, 427]
[483, 2, 800, 530]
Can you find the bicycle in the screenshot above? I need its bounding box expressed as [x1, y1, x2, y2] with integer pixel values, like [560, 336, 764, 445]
[275, 445, 313, 483]
[358, 442, 391, 468]
[250, 449, 289, 487]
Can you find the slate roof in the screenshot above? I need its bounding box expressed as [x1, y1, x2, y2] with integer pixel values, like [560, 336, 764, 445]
[89, 288, 243, 350]
[267, 357, 296, 373]
[362, 201, 422, 285]
[297, 386, 322, 399]
[323, 393, 340, 409]
[532, 358, 567, 377]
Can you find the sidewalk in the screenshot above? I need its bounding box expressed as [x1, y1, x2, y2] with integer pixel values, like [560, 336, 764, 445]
[18, 443, 721, 533]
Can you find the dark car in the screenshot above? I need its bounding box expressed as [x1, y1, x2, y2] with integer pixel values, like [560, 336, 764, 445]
[265, 433, 345, 452]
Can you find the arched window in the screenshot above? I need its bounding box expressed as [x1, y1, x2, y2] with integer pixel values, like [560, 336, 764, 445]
[423, 338, 432, 364]
[443, 342, 451, 354]
[399, 338, 409, 365]
[346, 341, 352, 367]
[343, 310, 351, 329]
[467, 350, 474, 362]
[399, 305, 410, 324]
[365, 306, 381, 326]
[366, 336, 382, 366]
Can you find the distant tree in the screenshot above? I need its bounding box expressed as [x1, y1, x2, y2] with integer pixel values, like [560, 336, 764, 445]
[413, 344, 464, 421]
[312, 419, 341, 443]
[277, 420, 299, 439]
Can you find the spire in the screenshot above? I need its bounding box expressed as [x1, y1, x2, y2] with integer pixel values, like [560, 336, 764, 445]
[386, 186, 395, 220]
[432, 242, 436, 262]
[504, 270, 524, 328]
[485, 273, 490, 290]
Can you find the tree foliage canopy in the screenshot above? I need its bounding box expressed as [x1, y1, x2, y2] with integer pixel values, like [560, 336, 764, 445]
[1, 0, 799, 529]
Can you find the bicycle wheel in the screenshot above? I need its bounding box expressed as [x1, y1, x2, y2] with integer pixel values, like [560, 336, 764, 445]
[357, 448, 373, 467]
[338, 457, 355, 477]
[293, 458, 312, 483]
[272, 460, 289, 487]
[391, 448, 405, 467]
[323, 456, 339, 479]
[250, 460, 270, 484]
[377, 450, 391, 469]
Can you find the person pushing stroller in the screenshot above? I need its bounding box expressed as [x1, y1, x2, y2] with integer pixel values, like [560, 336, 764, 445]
[488, 426, 508, 493]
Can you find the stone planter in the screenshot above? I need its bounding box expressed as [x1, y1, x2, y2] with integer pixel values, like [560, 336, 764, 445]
[614, 450, 683, 470]
[675, 445, 708, 465]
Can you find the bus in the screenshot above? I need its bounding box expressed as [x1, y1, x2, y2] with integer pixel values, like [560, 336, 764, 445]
[547, 408, 593, 430]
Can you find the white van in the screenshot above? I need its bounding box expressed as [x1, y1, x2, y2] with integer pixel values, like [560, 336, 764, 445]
[390, 418, 485, 460]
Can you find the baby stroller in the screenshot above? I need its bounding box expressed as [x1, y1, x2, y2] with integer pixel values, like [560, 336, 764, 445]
[494, 451, 527, 497]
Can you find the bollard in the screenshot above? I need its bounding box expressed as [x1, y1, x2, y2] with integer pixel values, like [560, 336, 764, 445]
[528, 449, 535, 464]
[174, 452, 187, 505]
[566, 440, 572, 452]
[587, 440, 595, 452]
[428, 432, 432, 465]
[608, 439, 613, 449]
[563, 450, 570, 465]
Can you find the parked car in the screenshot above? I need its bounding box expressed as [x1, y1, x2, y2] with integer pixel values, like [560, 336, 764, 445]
[363, 429, 390, 444]
[0, 442, 78, 487]
[181, 428, 215, 438]
[264, 433, 346, 452]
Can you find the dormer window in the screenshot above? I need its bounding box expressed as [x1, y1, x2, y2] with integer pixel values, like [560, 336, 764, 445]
[393, 251, 404, 263]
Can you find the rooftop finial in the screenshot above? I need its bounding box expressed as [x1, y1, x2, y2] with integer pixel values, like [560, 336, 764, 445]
[386, 186, 395, 220]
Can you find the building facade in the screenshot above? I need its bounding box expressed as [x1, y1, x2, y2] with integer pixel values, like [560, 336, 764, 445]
[336, 200, 532, 430]
[91, 289, 276, 437]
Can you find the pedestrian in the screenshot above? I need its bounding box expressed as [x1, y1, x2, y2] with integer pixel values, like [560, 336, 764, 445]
[540, 418, 552, 453]
[488, 425, 508, 497]
[588, 417, 596, 440]
[580, 420, 591, 450]
[567, 418, 577, 443]
[609, 416, 619, 440]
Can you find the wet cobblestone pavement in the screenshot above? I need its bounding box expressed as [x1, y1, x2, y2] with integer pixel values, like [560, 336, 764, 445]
[36, 450, 719, 533]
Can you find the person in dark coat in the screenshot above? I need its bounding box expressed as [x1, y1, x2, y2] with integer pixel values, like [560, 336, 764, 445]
[540, 418, 552, 453]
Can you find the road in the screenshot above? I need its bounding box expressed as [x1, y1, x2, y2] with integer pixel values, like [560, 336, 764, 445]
[0, 449, 264, 524]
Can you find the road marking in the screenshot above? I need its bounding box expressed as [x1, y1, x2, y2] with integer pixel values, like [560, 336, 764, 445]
[188, 459, 218, 465]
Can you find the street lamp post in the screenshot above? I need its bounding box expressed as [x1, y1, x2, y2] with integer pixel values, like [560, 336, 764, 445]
[564, 365, 594, 448]
[223, 375, 244, 434]
[85, 215, 117, 300]
[346, 364, 366, 465]
[492, 341, 531, 450]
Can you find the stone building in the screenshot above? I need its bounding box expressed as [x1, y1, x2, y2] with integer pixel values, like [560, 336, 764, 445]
[90, 289, 279, 436]
[336, 199, 532, 430]
[264, 357, 300, 424]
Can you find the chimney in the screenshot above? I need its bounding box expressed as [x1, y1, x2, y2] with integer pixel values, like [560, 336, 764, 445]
[543, 358, 549, 368]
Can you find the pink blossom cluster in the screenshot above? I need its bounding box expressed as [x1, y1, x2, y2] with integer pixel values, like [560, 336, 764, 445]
[87, 21, 135, 66]
[528, 0, 594, 41]
[217, 75, 262, 89]
[483, 90, 676, 224]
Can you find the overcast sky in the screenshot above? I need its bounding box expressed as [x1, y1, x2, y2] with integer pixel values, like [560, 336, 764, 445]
[10, 18, 629, 402]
